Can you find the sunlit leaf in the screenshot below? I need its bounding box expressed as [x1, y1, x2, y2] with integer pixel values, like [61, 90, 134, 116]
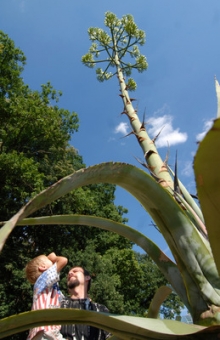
[0, 308, 211, 340]
[194, 117, 220, 276]
[147, 286, 172, 319]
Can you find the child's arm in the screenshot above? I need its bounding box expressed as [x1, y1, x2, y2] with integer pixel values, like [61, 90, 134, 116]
[47, 252, 68, 273]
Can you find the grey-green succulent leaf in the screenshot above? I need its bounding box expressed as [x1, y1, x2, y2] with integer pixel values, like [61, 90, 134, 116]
[147, 286, 172, 319]
[0, 308, 213, 340]
[194, 117, 220, 277]
[167, 165, 204, 224]
[173, 192, 208, 239]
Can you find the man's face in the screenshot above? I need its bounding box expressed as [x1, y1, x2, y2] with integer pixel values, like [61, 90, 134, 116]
[67, 267, 86, 290]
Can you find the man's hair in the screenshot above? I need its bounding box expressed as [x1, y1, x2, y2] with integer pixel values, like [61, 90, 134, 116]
[83, 268, 91, 292]
[25, 255, 47, 284]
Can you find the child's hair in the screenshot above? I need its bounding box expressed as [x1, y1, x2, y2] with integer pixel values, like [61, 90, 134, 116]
[25, 255, 48, 284]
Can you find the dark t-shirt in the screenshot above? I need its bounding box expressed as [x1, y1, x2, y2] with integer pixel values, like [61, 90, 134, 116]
[60, 297, 110, 340]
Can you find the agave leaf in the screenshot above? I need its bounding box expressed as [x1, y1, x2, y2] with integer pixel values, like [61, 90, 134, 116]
[147, 286, 172, 319]
[0, 207, 28, 254]
[168, 165, 204, 223]
[194, 117, 220, 276]
[0, 308, 209, 340]
[174, 192, 208, 239]
[17, 214, 187, 307]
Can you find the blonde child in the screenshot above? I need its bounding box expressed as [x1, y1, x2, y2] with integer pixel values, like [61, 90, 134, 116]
[25, 252, 68, 340]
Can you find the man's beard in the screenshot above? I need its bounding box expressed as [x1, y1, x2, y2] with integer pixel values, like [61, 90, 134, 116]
[68, 278, 80, 289]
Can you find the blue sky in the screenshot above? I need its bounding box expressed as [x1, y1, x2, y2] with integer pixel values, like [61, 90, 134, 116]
[1, 0, 220, 256]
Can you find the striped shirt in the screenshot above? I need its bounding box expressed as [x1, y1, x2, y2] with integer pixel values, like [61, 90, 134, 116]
[27, 263, 63, 340]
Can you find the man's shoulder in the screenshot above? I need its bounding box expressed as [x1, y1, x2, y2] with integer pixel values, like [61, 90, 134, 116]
[60, 297, 109, 313]
[61, 295, 71, 302]
[91, 301, 109, 313]
[60, 295, 72, 306]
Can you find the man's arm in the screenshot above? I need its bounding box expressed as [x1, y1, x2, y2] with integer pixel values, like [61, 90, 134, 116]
[47, 252, 68, 273]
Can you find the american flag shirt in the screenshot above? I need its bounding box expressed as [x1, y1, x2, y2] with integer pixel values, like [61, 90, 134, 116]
[27, 263, 64, 340]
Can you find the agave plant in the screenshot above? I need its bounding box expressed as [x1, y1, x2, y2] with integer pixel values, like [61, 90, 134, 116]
[81, 12, 220, 325]
[1, 11, 220, 340]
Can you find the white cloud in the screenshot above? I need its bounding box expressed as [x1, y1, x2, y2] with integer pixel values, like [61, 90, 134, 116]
[113, 106, 188, 148]
[196, 119, 213, 142]
[114, 122, 129, 135]
[148, 114, 188, 148]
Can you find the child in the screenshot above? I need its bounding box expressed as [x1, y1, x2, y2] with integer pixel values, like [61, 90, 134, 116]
[25, 252, 68, 340]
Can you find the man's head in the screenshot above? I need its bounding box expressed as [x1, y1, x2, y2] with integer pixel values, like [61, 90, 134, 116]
[25, 255, 53, 284]
[67, 266, 91, 293]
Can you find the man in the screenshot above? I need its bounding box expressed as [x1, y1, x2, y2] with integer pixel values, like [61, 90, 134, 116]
[60, 266, 110, 340]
